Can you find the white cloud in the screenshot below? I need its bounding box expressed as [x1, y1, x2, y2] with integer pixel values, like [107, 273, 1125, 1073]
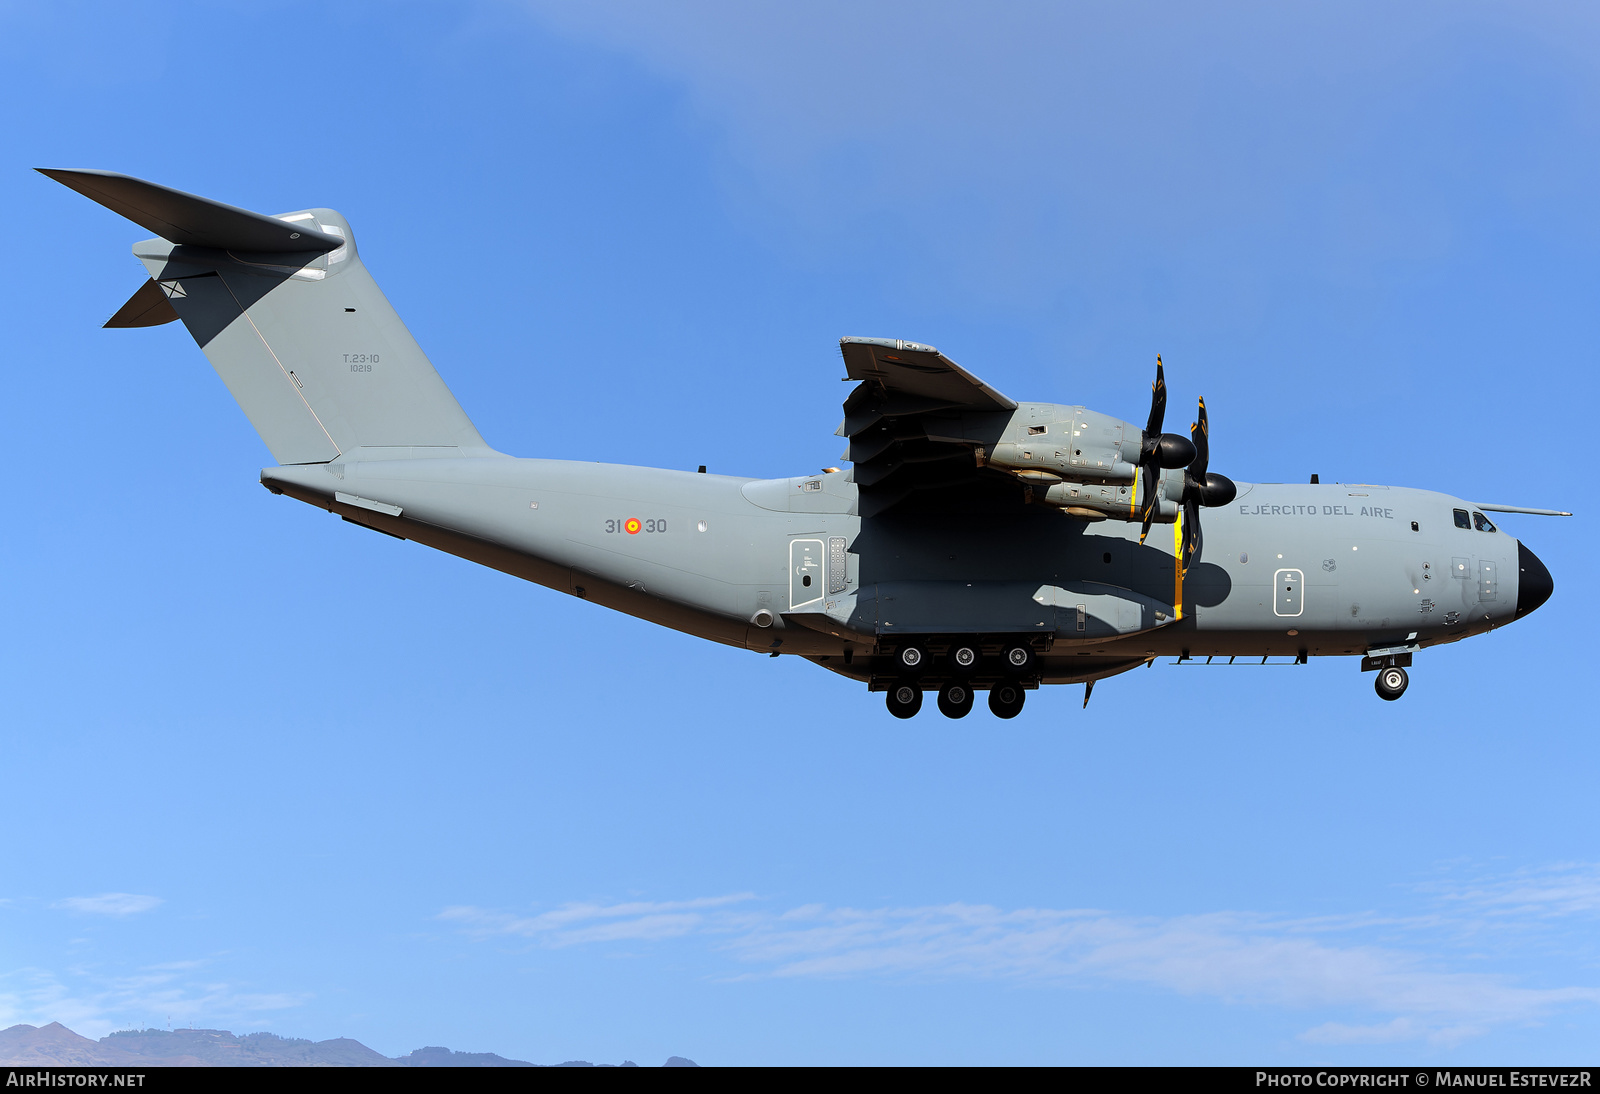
[447, 869, 1600, 1047]
[51, 894, 162, 917]
[1433, 863, 1600, 921]
[0, 959, 306, 1041]
[440, 894, 755, 945]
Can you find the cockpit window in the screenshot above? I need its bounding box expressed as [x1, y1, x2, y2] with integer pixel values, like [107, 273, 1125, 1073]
[1473, 511, 1497, 533]
[1453, 508, 1471, 529]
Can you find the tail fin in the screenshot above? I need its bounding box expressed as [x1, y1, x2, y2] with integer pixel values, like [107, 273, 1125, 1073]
[43, 169, 492, 465]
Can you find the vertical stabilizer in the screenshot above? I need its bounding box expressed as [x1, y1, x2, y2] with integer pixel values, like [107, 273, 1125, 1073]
[44, 169, 493, 465]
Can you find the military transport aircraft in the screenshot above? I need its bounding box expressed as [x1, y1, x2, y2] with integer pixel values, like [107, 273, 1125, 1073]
[44, 169, 1565, 718]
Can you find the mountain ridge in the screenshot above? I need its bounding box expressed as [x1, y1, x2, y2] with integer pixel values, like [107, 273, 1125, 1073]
[0, 1023, 697, 1067]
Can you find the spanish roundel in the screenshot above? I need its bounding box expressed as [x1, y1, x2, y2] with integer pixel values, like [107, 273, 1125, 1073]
[625, 517, 642, 534]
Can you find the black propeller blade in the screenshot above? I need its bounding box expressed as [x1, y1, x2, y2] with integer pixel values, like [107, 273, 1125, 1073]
[1137, 356, 1196, 543]
[1179, 397, 1237, 571]
[1145, 355, 1167, 438]
[1183, 401, 1207, 570]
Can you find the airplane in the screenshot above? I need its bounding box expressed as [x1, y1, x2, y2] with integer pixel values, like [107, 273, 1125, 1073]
[42, 169, 1566, 718]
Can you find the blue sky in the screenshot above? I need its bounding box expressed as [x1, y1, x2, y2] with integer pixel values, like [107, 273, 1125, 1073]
[1, 0, 1595, 1065]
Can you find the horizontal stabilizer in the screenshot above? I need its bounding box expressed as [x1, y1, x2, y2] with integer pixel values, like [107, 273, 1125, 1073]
[49, 168, 494, 466]
[104, 278, 178, 328]
[38, 168, 344, 253]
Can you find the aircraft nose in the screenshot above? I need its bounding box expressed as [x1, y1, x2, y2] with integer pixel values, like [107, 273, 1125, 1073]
[1515, 541, 1554, 620]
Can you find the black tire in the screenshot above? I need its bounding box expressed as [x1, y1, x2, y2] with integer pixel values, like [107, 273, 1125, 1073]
[887, 684, 923, 719]
[1001, 644, 1035, 676]
[896, 645, 926, 674]
[937, 683, 974, 719]
[1375, 666, 1408, 701]
[988, 683, 1025, 719]
[947, 641, 981, 676]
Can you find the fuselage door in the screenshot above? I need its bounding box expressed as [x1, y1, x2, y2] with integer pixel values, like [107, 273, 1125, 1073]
[790, 538, 825, 610]
[1274, 568, 1304, 617]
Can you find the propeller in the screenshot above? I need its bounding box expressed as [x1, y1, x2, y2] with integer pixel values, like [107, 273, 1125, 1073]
[1137, 356, 1197, 543]
[1179, 397, 1237, 571]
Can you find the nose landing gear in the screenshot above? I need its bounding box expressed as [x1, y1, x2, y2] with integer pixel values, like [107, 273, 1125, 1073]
[1375, 666, 1409, 701]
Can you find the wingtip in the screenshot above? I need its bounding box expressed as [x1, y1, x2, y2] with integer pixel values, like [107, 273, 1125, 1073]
[36, 167, 106, 186]
[38, 168, 138, 189]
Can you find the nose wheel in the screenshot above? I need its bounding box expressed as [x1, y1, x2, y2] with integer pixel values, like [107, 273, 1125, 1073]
[1375, 666, 1409, 701]
[886, 683, 923, 719]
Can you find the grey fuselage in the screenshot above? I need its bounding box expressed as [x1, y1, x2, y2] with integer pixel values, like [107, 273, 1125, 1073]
[262, 452, 1530, 688]
[42, 168, 1545, 696]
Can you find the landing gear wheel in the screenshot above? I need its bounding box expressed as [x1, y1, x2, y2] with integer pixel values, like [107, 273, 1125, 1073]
[1002, 644, 1036, 675]
[937, 683, 974, 719]
[948, 641, 981, 676]
[1375, 666, 1409, 701]
[887, 684, 923, 719]
[896, 645, 926, 674]
[988, 683, 1025, 719]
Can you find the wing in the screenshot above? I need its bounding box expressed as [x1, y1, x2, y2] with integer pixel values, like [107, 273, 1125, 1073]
[836, 337, 1022, 517]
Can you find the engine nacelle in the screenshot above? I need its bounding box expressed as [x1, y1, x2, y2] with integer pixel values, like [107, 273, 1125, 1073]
[984, 404, 1143, 486]
[1036, 472, 1181, 524]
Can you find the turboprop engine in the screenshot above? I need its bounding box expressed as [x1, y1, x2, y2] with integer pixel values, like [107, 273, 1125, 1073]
[982, 357, 1236, 565]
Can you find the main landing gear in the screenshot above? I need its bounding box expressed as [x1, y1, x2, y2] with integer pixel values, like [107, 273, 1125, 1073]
[947, 641, 980, 675]
[1375, 665, 1409, 701]
[1001, 644, 1035, 675]
[988, 682, 1025, 719]
[886, 683, 923, 719]
[885, 683, 1025, 719]
[882, 637, 1038, 719]
[936, 683, 974, 719]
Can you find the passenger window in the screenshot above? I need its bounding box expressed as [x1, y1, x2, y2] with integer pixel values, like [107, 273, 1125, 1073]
[1453, 509, 1471, 529]
[1473, 511, 1497, 533]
